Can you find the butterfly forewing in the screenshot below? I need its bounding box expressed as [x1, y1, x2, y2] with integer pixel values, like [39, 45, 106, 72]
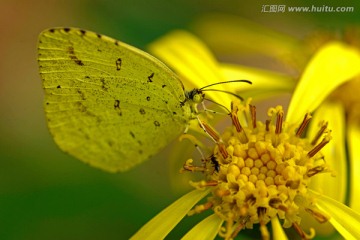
[38, 28, 189, 172]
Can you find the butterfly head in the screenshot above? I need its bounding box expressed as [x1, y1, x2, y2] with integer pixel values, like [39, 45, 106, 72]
[185, 88, 205, 104]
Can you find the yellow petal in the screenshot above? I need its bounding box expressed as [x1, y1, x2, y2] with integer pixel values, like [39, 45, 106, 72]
[147, 30, 234, 105]
[181, 214, 223, 240]
[271, 217, 288, 240]
[308, 101, 347, 203]
[348, 123, 360, 213]
[287, 41, 360, 124]
[221, 63, 296, 100]
[131, 189, 210, 240]
[310, 189, 360, 240]
[192, 13, 303, 63]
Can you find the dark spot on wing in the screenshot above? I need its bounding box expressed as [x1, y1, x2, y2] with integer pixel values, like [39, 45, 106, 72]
[107, 140, 114, 147]
[139, 108, 145, 115]
[173, 112, 177, 115]
[100, 78, 108, 91]
[57, 85, 61, 89]
[114, 100, 122, 116]
[85, 76, 90, 79]
[115, 41, 120, 46]
[84, 132, 90, 140]
[67, 46, 84, 66]
[97, 33, 102, 38]
[154, 121, 160, 127]
[130, 131, 135, 138]
[77, 89, 86, 100]
[146, 96, 150, 101]
[49, 29, 55, 33]
[64, 28, 70, 33]
[147, 73, 154, 83]
[79, 29, 86, 35]
[116, 58, 122, 71]
[162, 84, 166, 88]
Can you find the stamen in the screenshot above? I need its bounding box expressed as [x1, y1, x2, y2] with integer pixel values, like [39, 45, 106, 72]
[296, 113, 312, 137]
[214, 188, 230, 197]
[305, 208, 329, 223]
[230, 102, 243, 133]
[250, 104, 257, 129]
[257, 206, 267, 216]
[181, 159, 207, 173]
[269, 198, 282, 208]
[278, 205, 288, 212]
[199, 119, 222, 143]
[230, 221, 245, 239]
[293, 222, 315, 240]
[307, 136, 331, 157]
[204, 180, 218, 186]
[311, 121, 328, 145]
[189, 180, 218, 190]
[218, 143, 229, 159]
[245, 194, 256, 205]
[286, 179, 300, 189]
[188, 202, 213, 216]
[265, 120, 270, 132]
[275, 110, 283, 134]
[306, 166, 325, 177]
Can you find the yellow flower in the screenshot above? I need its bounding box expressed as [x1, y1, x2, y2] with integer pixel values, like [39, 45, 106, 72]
[130, 30, 360, 239]
[194, 14, 360, 221]
[193, 14, 360, 216]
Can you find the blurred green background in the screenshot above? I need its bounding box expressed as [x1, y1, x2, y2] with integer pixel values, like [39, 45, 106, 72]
[1, 0, 359, 239]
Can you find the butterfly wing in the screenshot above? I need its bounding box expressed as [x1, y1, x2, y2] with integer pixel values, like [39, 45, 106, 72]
[38, 28, 188, 172]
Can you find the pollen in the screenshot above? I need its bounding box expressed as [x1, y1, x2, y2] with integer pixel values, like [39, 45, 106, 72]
[183, 100, 332, 240]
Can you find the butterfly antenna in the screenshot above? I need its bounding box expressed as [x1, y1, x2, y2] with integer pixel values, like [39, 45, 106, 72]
[203, 97, 231, 114]
[201, 89, 245, 101]
[199, 79, 252, 90]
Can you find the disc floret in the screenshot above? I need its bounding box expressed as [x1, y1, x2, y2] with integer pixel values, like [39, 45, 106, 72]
[184, 100, 331, 240]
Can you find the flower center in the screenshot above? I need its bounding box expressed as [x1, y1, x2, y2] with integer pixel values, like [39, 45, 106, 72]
[183, 100, 331, 240]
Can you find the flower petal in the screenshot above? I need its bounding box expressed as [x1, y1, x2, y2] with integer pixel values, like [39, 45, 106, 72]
[308, 101, 347, 203]
[271, 217, 288, 240]
[147, 30, 233, 105]
[310, 189, 360, 240]
[221, 63, 296, 100]
[192, 13, 303, 64]
[348, 123, 360, 213]
[181, 214, 223, 240]
[131, 189, 210, 240]
[286, 41, 360, 124]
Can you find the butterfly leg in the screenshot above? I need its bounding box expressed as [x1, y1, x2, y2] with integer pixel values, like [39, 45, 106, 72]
[196, 116, 228, 160]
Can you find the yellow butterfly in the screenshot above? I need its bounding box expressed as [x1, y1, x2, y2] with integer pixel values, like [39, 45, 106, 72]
[38, 28, 250, 172]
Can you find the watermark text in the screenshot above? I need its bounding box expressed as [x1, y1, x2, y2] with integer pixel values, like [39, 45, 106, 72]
[261, 5, 354, 13]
